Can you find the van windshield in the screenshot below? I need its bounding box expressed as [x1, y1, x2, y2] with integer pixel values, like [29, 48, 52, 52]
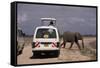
[36, 28, 56, 38]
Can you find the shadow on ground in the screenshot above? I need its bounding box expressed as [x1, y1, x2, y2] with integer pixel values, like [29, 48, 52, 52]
[30, 54, 58, 59]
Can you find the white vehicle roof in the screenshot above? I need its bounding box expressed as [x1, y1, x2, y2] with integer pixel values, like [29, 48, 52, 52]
[41, 18, 56, 21]
[36, 26, 57, 29]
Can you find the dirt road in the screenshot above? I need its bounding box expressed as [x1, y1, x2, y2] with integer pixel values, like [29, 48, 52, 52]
[17, 37, 96, 65]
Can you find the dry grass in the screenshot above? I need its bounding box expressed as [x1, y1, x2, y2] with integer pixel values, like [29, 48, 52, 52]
[89, 40, 96, 49]
[80, 46, 96, 60]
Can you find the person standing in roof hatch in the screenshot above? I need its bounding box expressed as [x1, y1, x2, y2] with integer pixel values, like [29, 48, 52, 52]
[48, 21, 54, 26]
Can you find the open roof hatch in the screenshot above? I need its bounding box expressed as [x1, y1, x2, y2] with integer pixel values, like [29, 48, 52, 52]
[40, 18, 56, 26]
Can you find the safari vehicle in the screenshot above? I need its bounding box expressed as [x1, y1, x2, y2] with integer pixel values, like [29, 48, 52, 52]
[17, 28, 25, 55]
[32, 18, 60, 57]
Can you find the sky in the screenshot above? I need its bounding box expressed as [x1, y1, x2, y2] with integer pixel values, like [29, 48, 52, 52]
[17, 3, 97, 35]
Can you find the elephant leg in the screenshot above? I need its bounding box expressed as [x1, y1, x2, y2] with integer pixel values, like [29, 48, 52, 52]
[60, 42, 64, 48]
[63, 41, 66, 48]
[82, 39, 84, 49]
[69, 42, 74, 49]
[75, 40, 81, 50]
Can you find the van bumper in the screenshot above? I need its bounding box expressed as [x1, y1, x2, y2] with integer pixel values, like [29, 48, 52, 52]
[32, 48, 59, 51]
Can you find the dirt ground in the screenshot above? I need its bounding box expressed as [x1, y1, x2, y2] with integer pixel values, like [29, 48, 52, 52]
[17, 37, 97, 65]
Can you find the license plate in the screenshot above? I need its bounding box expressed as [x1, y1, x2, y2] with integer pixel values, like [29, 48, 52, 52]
[44, 44, 48, 47]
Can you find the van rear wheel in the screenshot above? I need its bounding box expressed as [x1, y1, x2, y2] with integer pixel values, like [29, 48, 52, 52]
[54, 50, 60, 57]
[33, 51, 40, 57]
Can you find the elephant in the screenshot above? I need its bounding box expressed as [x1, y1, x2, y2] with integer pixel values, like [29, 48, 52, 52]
[61, 31, 84, 50]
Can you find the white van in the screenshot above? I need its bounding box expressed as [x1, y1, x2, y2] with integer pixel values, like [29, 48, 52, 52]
[32, 18, 60, 57]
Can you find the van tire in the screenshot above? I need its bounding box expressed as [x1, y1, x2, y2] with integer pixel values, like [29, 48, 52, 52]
[33, 51, 37, 57]
[33, 51, 41, 57]
[54, 50, 60, 57]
